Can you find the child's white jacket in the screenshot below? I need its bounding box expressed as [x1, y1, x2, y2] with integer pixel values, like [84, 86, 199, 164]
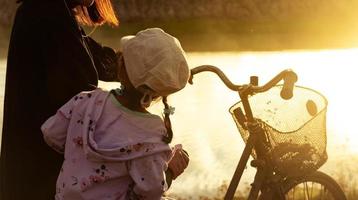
[41, 88, 172, 200]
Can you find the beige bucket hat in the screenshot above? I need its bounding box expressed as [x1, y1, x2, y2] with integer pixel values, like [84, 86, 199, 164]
[120, 28, 190, 99]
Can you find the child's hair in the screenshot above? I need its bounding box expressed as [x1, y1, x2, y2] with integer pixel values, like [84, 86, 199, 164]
[162, 96, 173, 143]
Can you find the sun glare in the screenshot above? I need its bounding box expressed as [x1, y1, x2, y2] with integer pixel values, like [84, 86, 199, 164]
[195, 49, 358, 153]
[97, 48, 358, 196]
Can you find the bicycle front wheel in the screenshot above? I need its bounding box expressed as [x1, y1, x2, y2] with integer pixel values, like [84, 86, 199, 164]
[276, 171, 347, 200]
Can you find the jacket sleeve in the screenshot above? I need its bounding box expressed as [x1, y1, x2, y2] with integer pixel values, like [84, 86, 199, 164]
[127, 152, 171, 199]
[41, 94, 77, 153]
[86, 37, 120, 82]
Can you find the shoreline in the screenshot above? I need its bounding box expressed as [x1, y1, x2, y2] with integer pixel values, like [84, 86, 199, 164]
[88, 18, 358, 52]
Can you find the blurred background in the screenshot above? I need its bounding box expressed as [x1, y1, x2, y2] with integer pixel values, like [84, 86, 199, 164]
[2, 0, 358, 54]
[1, 0, 358, 199]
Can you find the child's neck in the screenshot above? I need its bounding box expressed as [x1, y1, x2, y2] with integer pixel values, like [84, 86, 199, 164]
[113, 92, 149, 113]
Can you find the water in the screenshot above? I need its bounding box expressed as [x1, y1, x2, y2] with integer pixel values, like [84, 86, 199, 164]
[1, 49, 358, 198]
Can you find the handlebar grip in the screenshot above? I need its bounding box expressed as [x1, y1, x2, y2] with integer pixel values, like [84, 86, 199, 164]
[280, 70, 298, 100]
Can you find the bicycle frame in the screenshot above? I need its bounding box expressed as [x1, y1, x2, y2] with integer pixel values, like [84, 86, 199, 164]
[189, 65, 297, 200]
[225, 94, 276, 200]
[224, 87, 280, 200]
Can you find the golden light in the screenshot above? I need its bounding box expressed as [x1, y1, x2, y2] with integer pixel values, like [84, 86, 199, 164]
[97, 48, 358, 196]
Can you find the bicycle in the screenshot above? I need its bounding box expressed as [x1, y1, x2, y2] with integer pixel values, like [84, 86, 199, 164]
[188, 65, 347, 200]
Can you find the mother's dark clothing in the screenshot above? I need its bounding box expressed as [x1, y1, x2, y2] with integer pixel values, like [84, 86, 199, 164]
[0, 0, 118, 199]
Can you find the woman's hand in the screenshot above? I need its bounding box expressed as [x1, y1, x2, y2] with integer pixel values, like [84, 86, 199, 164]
[168, 147, 189, 180]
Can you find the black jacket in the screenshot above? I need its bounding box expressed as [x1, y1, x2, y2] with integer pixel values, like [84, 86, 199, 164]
[0, 0, 118, 199]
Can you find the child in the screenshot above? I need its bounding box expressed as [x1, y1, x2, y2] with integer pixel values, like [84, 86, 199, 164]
[41, 28, 190, 200]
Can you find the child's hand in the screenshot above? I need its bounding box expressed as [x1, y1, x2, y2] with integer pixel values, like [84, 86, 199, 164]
[168, 146, 189, 180]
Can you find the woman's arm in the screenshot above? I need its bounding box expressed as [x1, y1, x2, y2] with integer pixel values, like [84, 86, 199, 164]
[86, 37, 120, 82]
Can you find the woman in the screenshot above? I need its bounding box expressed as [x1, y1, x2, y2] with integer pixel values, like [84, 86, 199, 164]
[0, 0, 119, 199]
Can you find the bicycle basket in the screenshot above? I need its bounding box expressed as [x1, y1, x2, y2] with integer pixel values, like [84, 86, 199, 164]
[229, 85, 328, 177]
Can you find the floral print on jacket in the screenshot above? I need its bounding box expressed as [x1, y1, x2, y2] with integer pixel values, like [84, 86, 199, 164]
[41, 88, 173, 200]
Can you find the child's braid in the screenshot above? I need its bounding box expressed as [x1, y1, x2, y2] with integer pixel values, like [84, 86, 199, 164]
[162, 96, 173, 144]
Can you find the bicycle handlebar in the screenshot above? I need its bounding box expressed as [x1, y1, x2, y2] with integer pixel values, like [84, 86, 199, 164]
[189, 65, 244, 91]
[189, 65, 298, 99]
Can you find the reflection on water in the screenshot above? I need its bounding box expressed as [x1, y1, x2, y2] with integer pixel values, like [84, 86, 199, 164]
[1, 48, 358, 198]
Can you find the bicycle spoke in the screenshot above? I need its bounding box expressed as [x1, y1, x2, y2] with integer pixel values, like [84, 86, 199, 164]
[304, 182, 309, 199]
[283, 180, 339, 200]
[311, 182, 314, 200]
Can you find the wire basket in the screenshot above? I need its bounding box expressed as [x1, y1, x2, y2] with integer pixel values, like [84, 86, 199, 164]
[230, 85, 328, 177]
